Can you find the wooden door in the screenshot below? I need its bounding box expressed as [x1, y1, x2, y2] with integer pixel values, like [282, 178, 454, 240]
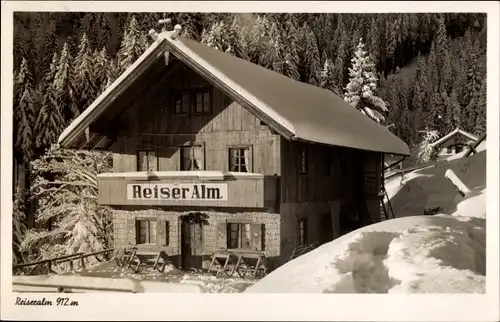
[319, 212, 333, 245]
[180, 218, 204, 270]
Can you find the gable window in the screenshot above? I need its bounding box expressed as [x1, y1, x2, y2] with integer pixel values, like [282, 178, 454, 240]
[229, 146, 251, 173]
[136, 219, 157, 244]
[227, 223, 251, 249]
[297, 218, 307, 246]
[137, 150, 158, 171]
[299, 149, 308, 174]
[173, 92, 190, 114]
[194, 89, 212, 114]
[180, 145, 204, 170]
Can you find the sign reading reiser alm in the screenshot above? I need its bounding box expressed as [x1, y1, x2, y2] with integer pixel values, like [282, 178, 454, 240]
[127, 183, 228, 201]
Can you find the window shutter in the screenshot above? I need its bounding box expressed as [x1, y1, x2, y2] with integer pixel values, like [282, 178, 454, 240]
[156, 220, 167, 247]
[126, 219, 137, 247]
[250, 224, 265, 251]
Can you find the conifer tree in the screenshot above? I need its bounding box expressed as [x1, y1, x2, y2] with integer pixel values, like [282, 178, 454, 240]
[332, 30, 348, 96]
[475, 78, 486, 135]
[464, 38, 483, 105]
[93, 47, 110, 95]
[14, 58, 37, 161]
[117, 15, 148, 73]
[427, 42, 439, 93]
[320, 57, 337, 93]
[74, 33, 99, 112]
[367, 18, 380, 69]
[444, 88, 462, 131]
[259, 21, 284, 73]
[35, 52, 65, 150]
[435, 15, 453, 94]
[299, 22, 321, 85]
[53, 42, 79, 121]
[281, 16, 301, 81]
[177, 13, 201, 40]
[23, 147, 114, 267]
[344, 39, 388, 123]
[13, 186, 28, 265]
[428, 92, 446, 133]
[201, 21, 236, 54]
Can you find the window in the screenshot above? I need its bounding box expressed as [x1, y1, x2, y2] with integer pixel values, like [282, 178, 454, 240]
[194, 89, 211, 114]
[229, 147, 251, 172]
[173, 92, 190, 114]
[137, 150, 157, 171]
[299, 149, 308, 174]
[455, 145, 463, 153]
[446, 147, 453, 154]
[297, 218, 307, 245]
[180, 145, 204, 170]
[136, 219, 157, 244]
[227, 223, 251, 249]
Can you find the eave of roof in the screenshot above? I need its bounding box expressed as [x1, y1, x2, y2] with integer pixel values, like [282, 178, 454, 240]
[430, 128, 479, 148]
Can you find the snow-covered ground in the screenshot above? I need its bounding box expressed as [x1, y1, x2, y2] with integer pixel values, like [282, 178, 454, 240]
[246, 146, 486, 294]
[61, 261, 258, 293]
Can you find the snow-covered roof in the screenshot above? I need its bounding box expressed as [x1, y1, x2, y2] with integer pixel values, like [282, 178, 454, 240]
[429, 128, 479, 148]
[58, 31, 410, 156]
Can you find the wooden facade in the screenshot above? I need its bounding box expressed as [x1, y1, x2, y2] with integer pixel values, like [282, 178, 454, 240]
[92, 58, 386, 270]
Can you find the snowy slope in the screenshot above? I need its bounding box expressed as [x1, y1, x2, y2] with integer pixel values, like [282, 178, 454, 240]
[385, 143, 486, 218]
[246, 148, 486, 294]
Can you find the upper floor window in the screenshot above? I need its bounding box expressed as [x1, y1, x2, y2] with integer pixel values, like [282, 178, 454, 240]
[299, 149, 308, 174]
[229, 146, 251, 173]
[173, 92, 190, 114]
[194, 89, 212, 114]
[137, 150, 158, 171]
[180, 145, 204, 171]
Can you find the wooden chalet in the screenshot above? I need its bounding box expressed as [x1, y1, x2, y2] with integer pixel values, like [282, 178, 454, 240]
[58, 26, 410, 272]
[430, 128, 479, 160]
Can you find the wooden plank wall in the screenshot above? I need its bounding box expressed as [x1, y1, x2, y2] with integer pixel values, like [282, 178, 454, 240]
[98, 176, 278, 209]
[110, 62, 281, 176]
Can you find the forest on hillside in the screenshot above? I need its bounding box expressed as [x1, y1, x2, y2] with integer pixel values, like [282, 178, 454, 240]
[12, 12, 487, 265]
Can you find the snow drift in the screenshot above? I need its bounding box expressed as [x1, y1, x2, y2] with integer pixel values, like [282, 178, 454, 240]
[246, 147, 486, 294]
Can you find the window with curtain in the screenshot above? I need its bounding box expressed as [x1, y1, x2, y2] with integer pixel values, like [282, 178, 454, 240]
[136, 219, 157, 244]
[229, 147, 250, 172]
[180, 145, 203, 170]
[194, 89, 211, 114]
[227, 223, 251, 249]
[173, 92, 190, 114]
[137, 150, 157, 171]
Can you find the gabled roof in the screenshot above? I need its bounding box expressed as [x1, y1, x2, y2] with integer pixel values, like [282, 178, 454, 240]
[58, 31, 410, 156]
[429, 128, 479, 148]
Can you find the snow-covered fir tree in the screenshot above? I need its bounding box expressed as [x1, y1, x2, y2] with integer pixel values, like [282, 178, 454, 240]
[344, 38, 388, 123]
[92, 48, 109, 94]
[22, 146, 113, 269]
[54, 42, 79, 121]
[14, 57, 37, 161]
[259, 20, 284, 72]
[13, 186, 28, 265]
[299, 22, 321, 86]
[281, 16, 301, 81]
[35, 52, 65, 150]
[117, 15, 148, 73]
[201, 20, 236, 54]
[74, 33, 99, 112]
[414, 128, 440, 164]
[320, 57, 337, 93]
